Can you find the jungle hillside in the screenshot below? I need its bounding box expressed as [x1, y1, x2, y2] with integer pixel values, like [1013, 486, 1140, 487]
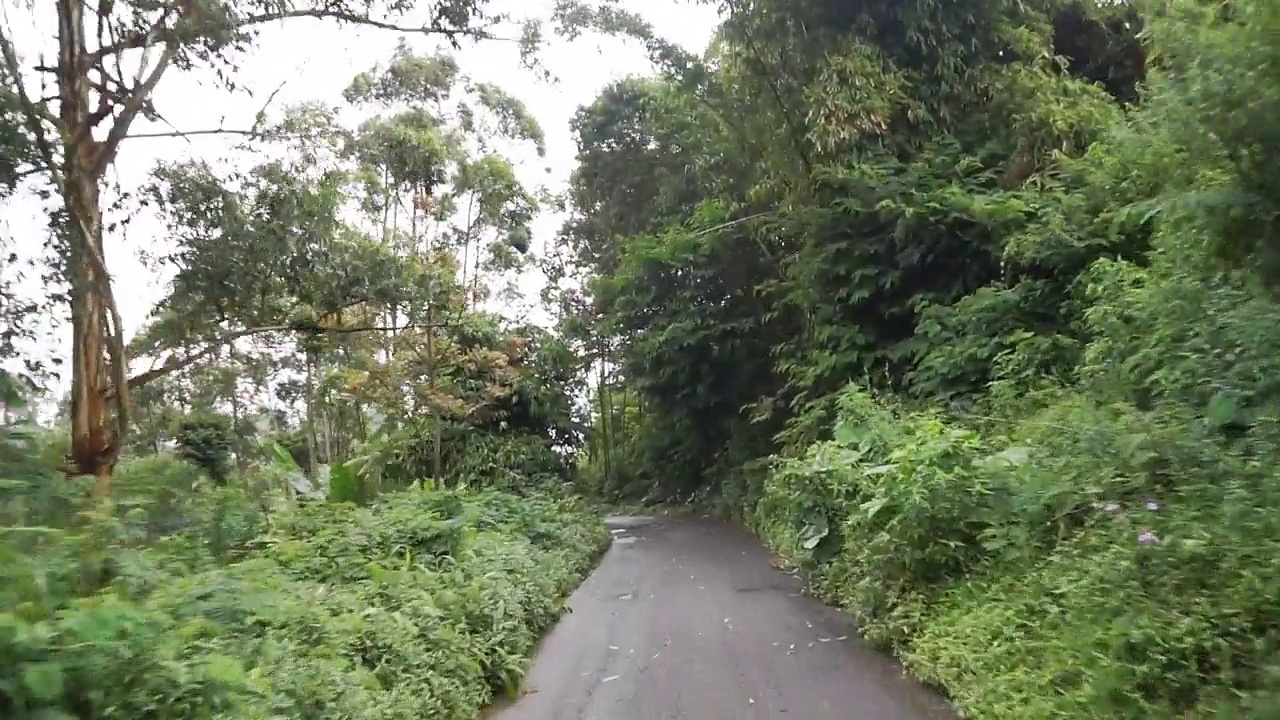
[557, 0, 1280, 717]
[2, 0, 1279, 718]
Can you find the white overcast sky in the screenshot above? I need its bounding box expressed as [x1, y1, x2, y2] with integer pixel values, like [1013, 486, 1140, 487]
[1, 0, 719, 377]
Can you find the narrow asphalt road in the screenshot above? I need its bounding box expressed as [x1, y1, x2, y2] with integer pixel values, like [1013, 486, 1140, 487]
[486, 514, 957, 720]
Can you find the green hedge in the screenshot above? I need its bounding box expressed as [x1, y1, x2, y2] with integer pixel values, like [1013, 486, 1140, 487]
[754, 385, 1280, 719]
[1, 489, 609, 719]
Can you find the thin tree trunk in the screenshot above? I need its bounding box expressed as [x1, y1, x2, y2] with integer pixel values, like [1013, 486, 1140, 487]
[322, 407, 333, 466]
[426, 303, 443, 481]
[460, 193, 476, 308]
[380, 166, 392, 241]
[410, 190, 444, 483]
[597, 349, 611, 487]
[305, 353, 319, 479]
[470, 239, 482, 306]
[619, 386, 628, 442]
[230, 377, 245, 472]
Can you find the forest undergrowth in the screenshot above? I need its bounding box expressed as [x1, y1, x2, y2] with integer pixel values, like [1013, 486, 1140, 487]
[1, 445, 609, 720]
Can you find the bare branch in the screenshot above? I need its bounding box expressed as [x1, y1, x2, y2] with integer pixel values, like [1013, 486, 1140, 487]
[109, 325, 290, 399]
[91, 40, 178, 180]
[124, 126, 260, 141]
[121, 79, 284, 142]
[254, 80, 286, 122]
[13, 165, 49, 182]
[86, 5, 180, 64]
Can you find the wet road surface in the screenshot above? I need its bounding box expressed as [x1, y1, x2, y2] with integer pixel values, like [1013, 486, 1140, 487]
[486, 514, 957, 720]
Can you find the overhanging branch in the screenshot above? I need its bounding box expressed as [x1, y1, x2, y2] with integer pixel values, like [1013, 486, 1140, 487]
[89, 6, 519, 63]
[103, 320, 457, 399]
[235, 8, 515, 40]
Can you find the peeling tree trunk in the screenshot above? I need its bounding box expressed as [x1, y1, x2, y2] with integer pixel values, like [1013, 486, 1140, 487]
[0, 0, 176, 496]
[59, 0, 126, 496]
[67, 159, 117, 494]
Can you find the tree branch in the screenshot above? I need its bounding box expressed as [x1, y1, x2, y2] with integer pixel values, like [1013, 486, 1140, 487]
[123, 80, 283, 142]
[124, 127, 261, 140]
[86, 5, 180, 64]
[90, 7, 518, 62]
[233, 9, 517, 41]
[104, 320, 457, 399]
[0, 22, 63, 187]
[323, 323, 450, 334]
[91, 39, 177, 180]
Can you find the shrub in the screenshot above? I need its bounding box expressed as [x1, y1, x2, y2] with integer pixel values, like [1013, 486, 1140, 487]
[757, 383, 1280, 718]
[173, 414, 234, 486]
[759, 387, 997, 646]
[0, 486, 609, 720]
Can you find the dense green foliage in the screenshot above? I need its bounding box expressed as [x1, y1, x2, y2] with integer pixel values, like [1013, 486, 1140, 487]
[1, 464, 608, 719]
[557, 0, 1280, 717]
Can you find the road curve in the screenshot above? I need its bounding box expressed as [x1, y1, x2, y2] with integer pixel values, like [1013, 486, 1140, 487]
[486, 514, 957, 720]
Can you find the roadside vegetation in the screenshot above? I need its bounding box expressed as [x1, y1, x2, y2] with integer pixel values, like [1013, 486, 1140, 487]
[2, 451, 607, 719]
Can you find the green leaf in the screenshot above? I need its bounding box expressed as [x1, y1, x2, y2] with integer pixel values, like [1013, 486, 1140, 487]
[203, 653, 247, 685]
[270, 442, 302, 473]
[798, 514, 829, 550]
[1205, 392, 1238, 426]
[22, 662, 64, 702]
[989, 446, 1031, 467]
[832, 420, 859, 445]
[328, 461, 361, 503]
[861, 496, 889, 519]
[28, 711, 77, 720]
